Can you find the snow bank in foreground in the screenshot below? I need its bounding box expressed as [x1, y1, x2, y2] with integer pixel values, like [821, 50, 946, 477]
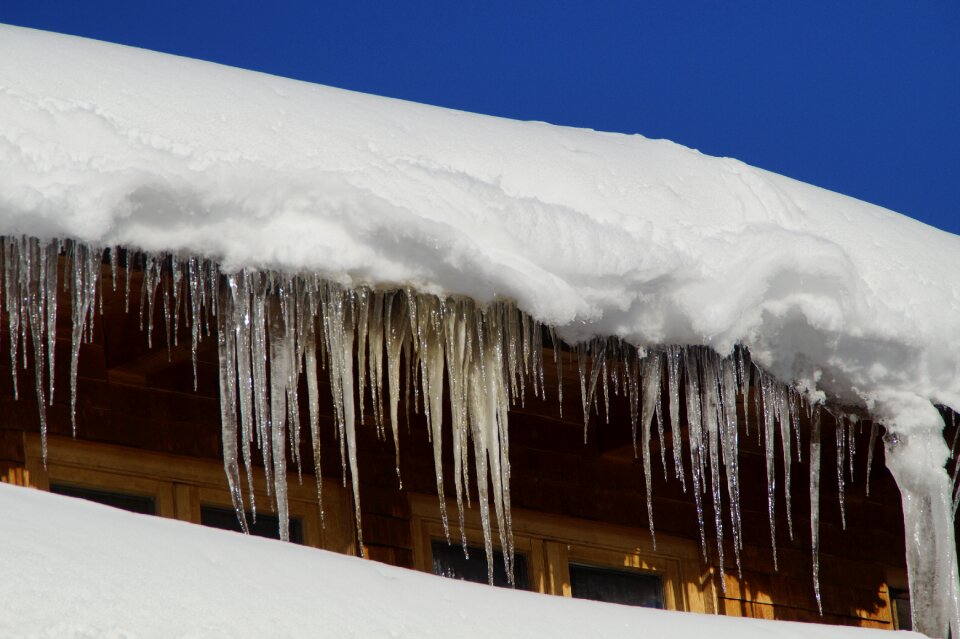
[0, 25, 957, 422]
[0, 484, 905, 639]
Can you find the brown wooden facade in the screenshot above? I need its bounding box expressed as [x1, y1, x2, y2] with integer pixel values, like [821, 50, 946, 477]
[0, 260, 911, 630]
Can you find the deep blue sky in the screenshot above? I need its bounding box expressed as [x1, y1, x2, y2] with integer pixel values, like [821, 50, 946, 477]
[3, 2, 958, 235]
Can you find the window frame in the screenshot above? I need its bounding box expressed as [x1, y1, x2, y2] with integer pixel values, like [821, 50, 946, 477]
[24, 432, 355, 555]
[409, 493, 714, 613]
[885, 568, 910, 630]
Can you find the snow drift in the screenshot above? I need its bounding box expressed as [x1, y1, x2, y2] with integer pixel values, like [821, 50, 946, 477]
[0, 484, 916, 639]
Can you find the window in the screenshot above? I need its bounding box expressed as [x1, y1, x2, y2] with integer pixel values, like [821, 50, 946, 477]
[569, 563, 663, 608]
[410, 494, 711, 613]
[24, 433, 353, 555]
[50, 483, 156, 515]
[884, 568, 912, 631]
[430, 540, 530, 589]
[889, 587, 912, 631]
[200, 504, 304, 544]
[890, 589, 911, 631]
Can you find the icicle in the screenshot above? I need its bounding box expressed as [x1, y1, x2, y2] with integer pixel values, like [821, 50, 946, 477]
[683, 349, 708, 559]
[109, 246, 119, 292]
[355, 289, 370, 427]
[550, 328, 564, 419]
[187, 258, 201, 390]
[884, 418, 960, 639]
[217, 280, 249, 535]
[465, 309, 514, 585]
[666, 346, 686, 491]
[286, 317, 303, 481]
[171, 258, 184, 346]
[69, 243, 92, 434]
[701, 351, 727, 585]
[5, 238, 21, 401]
[444, 300, 471, 549]
[778, 384, 795, 540]
[85, 248, 101, 344]
[230, 273, 256, 514]
[760, 372, 778, 569]
[161, 258, 173, 355]
[951, 412, 960, 471]
[322, 285, 363, 553]
[790, 389, 803, 463]
[735, 346, 752, 438]
[367, 292, 386, 439]
[207, 263, 218, 335]
[23, 239, 49, 457]
[835, 415, 847, 529]
[655, 377, 667, 480]
[720, 356, 743, 570]
[952, 411, 960, 518]
[123, 249, 131, 314]
[267, 295, 292, 542]
[44, 240, 58, 404]
[640, 351, 662, 549]
[405, 288, 421, 426]
[578, 339, 605, 442]
[19, 243, 27, 374]
[504, 305, 521, 405]
[251, 275, 274, 501]
[953, 474, 960, 519]
[141, 255, 154, 346]
[847, 417, 857, 484]
[577, 345, 590, 441]
[419, 298, 450, 539]
[491, 310, 515, 584]
[385, 292, 407, 487]
[302, 295, 325, 523]
[627, 351, 640, 459]
[865, 421, 879, 497]
[809, 405, 823, 615]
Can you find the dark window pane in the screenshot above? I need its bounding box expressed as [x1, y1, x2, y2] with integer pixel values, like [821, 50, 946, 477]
[431, 541, 529, 589]
[50, 483, 156, 515]
[891, 588, 912, 631]
[569, 563, 664, 608]
[200, 505, 304, 544]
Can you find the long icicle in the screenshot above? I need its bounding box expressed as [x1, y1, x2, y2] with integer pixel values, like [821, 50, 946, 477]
[760, 371, 779, 570]
[217, 278, 249, 534]
[640, 350, 662, 549]
[809, 404, 823, 615]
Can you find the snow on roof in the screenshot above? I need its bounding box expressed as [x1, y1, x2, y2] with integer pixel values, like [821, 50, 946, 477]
[1, 24, 957, 427]
[0, 484, 906, 639]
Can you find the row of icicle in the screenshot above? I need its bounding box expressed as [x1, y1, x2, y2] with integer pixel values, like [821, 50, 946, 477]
[2, 235, 957, 610]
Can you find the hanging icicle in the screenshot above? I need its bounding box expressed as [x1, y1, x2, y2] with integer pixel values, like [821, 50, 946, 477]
[809, 405, 823, 615]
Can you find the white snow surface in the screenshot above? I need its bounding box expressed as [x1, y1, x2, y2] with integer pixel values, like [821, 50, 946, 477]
[1, 24, 958, 427]
[0, 483, 911, 639]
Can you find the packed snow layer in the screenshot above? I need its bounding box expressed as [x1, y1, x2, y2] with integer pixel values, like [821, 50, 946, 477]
[0, 25, 958, 426]
[0, 484, 907, 639]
